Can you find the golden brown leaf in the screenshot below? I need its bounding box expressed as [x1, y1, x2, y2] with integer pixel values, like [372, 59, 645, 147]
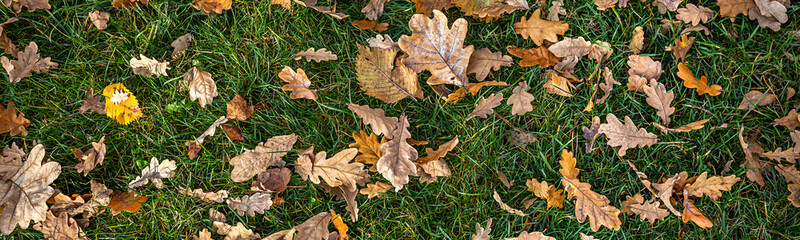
[595, 0, 617, 10]
[598, 114, 658, 157]
[685, 172, 739, 200]
[682, 193, 713, 228]
[89, 10, 110, 30]
[230, 134, 297, 182]
[271, 0, 291, 9]
[0, 144, 60, 234]
[185, 141, 201, 160]
[112, 0, 149, 9]
[1, 42, 58, 83]
[398, 10, 474, 86]
[514, 9, 569, 46]
[718, 0, 756, 17]
[73, 135, 106, 176]
[558, 150, 622, 231]
[788, 183, 800, 207]
[411, 0, 454, 15]
[367, 35, 399, 50]
[294, 48, 338, 62]
[0, 102, 30, 136]
[349, 130, 385, 169]
[32, 211, 86, 240]
[183, 67, 218, 108]
[629, 26, 645, 54]
[492, 191, 528, 216]
[507, 81, 535, 115]
[347, 104, 398, 138]
[192, 0, 232, 14]
[193, 228, 213, 240]
[672, 35, 695, 61]
[676, 4, 714, 26]
[677, 62, 722, 96]
[526, 178, 564, 209]
[417, 137, 459, 164]
[643, 79, 675, 126]
[351, 20, 389, 32]
[295, 212, 331, 239]
[544, 70, 574, 97]
[0, 18, 18, 58]
[355, 45, 423, 103]
[470, 0, 529, 22]
[506, 46, 560, 68]
[738, 90, 777, 109]
[178, 187, 229, 203]
[278, 66, 318, 101]
[446, 81, 508, 103]
[3, 0, 51, 12]
[359, 181, 392, 198]
[761, 148, 798, 163]
[774, 109, 800, 130]
[108, 190, 147, 216]
[226, 95, 254, 120]
[295, 147, 369, 190]
[220, 125, 244, 141]
[467, 48, 512, 81]
[377, 115, 418, 190]
[467, 93, 504, 120]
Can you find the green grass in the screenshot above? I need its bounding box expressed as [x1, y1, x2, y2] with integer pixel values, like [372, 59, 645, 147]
[2, 0, 799, 239]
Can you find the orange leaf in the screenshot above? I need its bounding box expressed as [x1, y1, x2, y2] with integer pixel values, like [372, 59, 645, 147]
[108, 190, 147, 216]
[351, 20, 388, 32]
[676, 62, 722, 96]
[506, 46, 560, 68]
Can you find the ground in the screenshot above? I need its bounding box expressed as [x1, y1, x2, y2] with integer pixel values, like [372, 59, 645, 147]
[1, 0, 799, 239]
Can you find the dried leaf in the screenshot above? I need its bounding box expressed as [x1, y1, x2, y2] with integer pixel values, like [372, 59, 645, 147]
[227, 192, 272, 217]
[467, 48, 512, 81]
[0, 102, 29, 137]
[194, 116, 228, 145]
[514, 9, 569, 46]
[559, 150, 622, 231]
[359, 181, 392, 198]
[178, 187, 229, 203]
[111, 0, 149, 9]
[580, 233, 598, 240]
[347, 104, 399, 138]
[330, 210, 349, 240]
[469, 0, 530, 22]
[547, 0, 566, 21]
[251, 167, 292, 193]
[226, 95, 254, 120]
[171, 33, 194, 58]
[0, 144, 61, 235]
[367, 34, 400, 50]
[349, 131, 385, 171]
[279, 66, 319, 101]
[627, 199, 670, 224]
[643, 79, 675, 126]
[294, 48, 338, 62]
[2, 0, 51, 12]
[295, 212, 331, 240]
[446, 81, 508, 103]
[493, 191, 528, 216]
[682, 194, 712, 228]
[294, 0, 349, 19]
[271, 0, 291, 9]
[229, 134, 297, 182]
[672, 35, 695, 61]
[108, 190, 146, 216]
[0, 18, 18, 58]
[685, 172, 739, 200]
[548, 37, 592, 59]
[1, 42, 58, 83]
[748, 7, 782, 31]
[361, 0, 390, 20]
[506, 231, 556, 240]
[128, 157, 177, 189]
[74, 135, 106, 176]
[738, 90, 777, 109]
[596, 67, 619, 105]
[264, 228, 296, 240]
[183, 67, 218, 107]
[544, 70, 574, 97]
[657, 0, 682, 11]
[356, 45, 423, 103]
[377, 115, 418, 190]
[506, 46, 560, 68]
[595, 0, 617, 10]
[471, 218, 492, 240]
[598, 113, 658, 157]
[295, 147, 369, 190]
[192, 0, 232, 15]
[629, 26, 645, 54]
[32, 211, 86, 240]
[508, 130, 537, 146]
[351, 20, 389, 32]
[627, 55, 663, 92]
[398, 10, 474, 86]
[78, 88, 105, 115]
[677, 62, 722, 96]
[582, 116, 601, 152]
[89, 10, 110, 30]
[526, 178, 565, 209]
[467, 93, 504, 120]
[507, 81, 535, 115]
[754, 0, 788, 23]
[417, 137, 459, 165]
[588, 40, 613, 64]
[774, 109, 800, 130]
[654, 119, 709, 133]
[411, 0, 454, 15]
[193, 228, 213, 240]
[682, 25, 712, 35]
[676, 4, 714, 26]
[788, 183, 800, 207]
[213, 222, 261, 240]
[129, 54, 169, 77]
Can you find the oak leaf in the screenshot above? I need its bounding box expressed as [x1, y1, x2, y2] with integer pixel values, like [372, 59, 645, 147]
[193, 228, 213, 240]
[672, 35, 694, 61]
[193, 116, 228, 145]
[227, 192, 272, 217]
[676, 4, 714, 26]
[446, 81, 507, 103]
[130, 54, 169, 77]
[627, 55, 663, 92]
[322, 183, 361, 222]
[361, 0, 389, 20]
[377, 115, 418, 190]
[595, 0, 617, 10]
[192, 0, 232, 15]
[1, 142, 24, 180]
[754, 0, 787, 23]
[467, 93, 503, 120]
[470, 0, 530, 22]
[652, 173, 681, 216]
[271, 0, 291, 9]
[295, 212, 331, 240]
[544, 70, 574, 97]
[356, 45, 422, 103]
[330, 210, 349, 240]
[32, 211, 86, 240]
[367, 34, 400, 51]
[294, 0, 349, 19]
[229, 134, 297, 182]
[278, 66, 319, 101]
[411, 0, 453, 15]
[178, 187, 229, 203]
[774, 109, 800, 129]
[682, 193, 712, 228]
[171, 33, 194, 59]
[398, 10, 474, 86]
[653, 119, 709, 133]
[596, 67, 619, 105]
[226, 95, 254, 120]
[627, 198, 670, 224]
[467, 48, 512, 81]
[514, 9, 569, 46]
[78, 88, 105, 115]
[507, 81, 535, 115]
[525, 178, 565, 209]
[747, 7, 781, 31]
[112, 0, 149, 9]
[2, 0, 51, 12]
[471, 218, 492, 240]
[548, 37, 592, 59]
[493, 191, 527, 216]
[738, 90, 777, 109]
[547, 0, 566, 21]
[509, 130, 537, 146]
[295, 147, 368, 190]
[598, 113, 658, 157]
[629, 26, 645, 54]
[0, 144, 60, 235]
[676, 62, 722, 96]
[108, 190, 146, 216]
[0, 102, 31, 136]
[506, 46, 560, 68]
[643, 79, 675, 126]
[347, 104, 398, 138]
[788, 183, 800, 207]
[359, 181, 392, 198]
[73, 135, 106, 176]
[128, 157, 176, 189]
[1, 42, 58, 83]
[48, 180, 110, 219]
[351, 20, 388, 32]
[416, 137, 458, 183]
[294, 48, 338, 62]
[507, 231, 556, 240]
[657, 0, 682, 11]
[582, 116, 601, 152]
[213, 222, 261, 240]
[251, 167, 292, 193]
[685, 172, 739, 200]
[348, 131, 385, 172]
[183, 67, 218, 107]
[718, 0, 756, 18]
[416, 137, 458, 165]
[264, 228, 296, 240]
[558, 150, 622, 231]
[89, 10, 110, 30]
[761, 148, 798, 163]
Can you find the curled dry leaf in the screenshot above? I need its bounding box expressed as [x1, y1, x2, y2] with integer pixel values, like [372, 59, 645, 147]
[653, 119, 710, 133]
[32, 211, 87, 240]
[108, 190, 147, 216]
[629, 26, 645, 54]
[754, 0, 788, 23]
[227, 192, 272, 217]
[79, 88, 106, 115]
[322, 183, 361, 222]
[251, 167, 292, 193]
[3, 0, 51, 12]
[774, 109, 800, 130]
[178, 187, 229, 203]
[0, 144, 61, 235]
[356, 45, 423, 103]
[1, 42, 58, 83]
[492, 191, 528, 216]
[718, 0, 756, 17]
[193, 116, 228, 145]
[271, 0, 291, 9]
[471, 218, 492, 240]
[352, 20, 389, 32]
[377, 115, 418, 190]
[0, 18, 18, 58]
[416, 137, 458, 183]
[627, 55, 663, 92]
[230, 134, 297, 182]
[361, 0, 390, 20]
[330, 209, 349, 240]
[677, 62, 722, 96]
[514, 9, 569, 46]
[359, 181, 392, 198]
[183, 67, 218, 108]
[89, 10, 110, 30]
[347, 104, 398, 138]
[446, 81, 507, 103]
[598, 114, 658, 157]
[582, 116, 601, 152]
[467, 48, 512, 81]
[467, 93, 504, 120]
[643, 79, 675, 126]
[295, 147, 369, 190]
[507, 81, 535, 115]
[171, 33, 194, 58]
[295, 212, 331, 239]
[672, 35, 695, 61]
[558, 150, 622, 231]
[748, 7, 782, 31]
[128, 157, 177, 189]
[595, 0, 617, 10]
[192, 0, 232, 15]
[676, 4, 714, 26]
[738, 90, 777, 109]
[398, 10, 474, 86]
[278, 66, 319, 101]
[506, 46, 560, 68]
[367, 34, 400, 51]
[73, 135, 106, 176]
[682, 193, 713, 228]
[544, 70, 574, 97]
[226, 95, 255, 120]
[294, 48, 338, 62]
[129, 54, 169, 77]
[294, 0, 349, 19]
[411, 0, 454, 15]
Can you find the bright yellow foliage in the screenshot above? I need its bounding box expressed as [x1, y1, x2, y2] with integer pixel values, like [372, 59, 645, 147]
[103, 83, 142, 125]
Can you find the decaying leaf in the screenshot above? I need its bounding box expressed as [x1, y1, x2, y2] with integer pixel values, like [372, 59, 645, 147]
[367, 34, 400, 51]
[627, 198, 670, 224]
[582, 116, 601, 152]
[229, 134, 297, 182]
[506, 46, 560, 68]
[754, 0, 788, 23]
[643, 79, 675, 126]
[74, 135, 106, 176]
[508, 130, 537, 146]
[718, 0, 756, 17]
[656, 0, 682, 11]
[347, 104, 399, 138]
[294, 48, 338, 62]
[227, 192, 272, 217]
[294, 0, 349, 19]
[471, 218, 492, 240]
[32, 211, 86, 240]
[737, 90, 777, 109]
[558, 150, 622, 231]
[467, 93, 504, 120]
[507, 231, 556, 240]
[416, 137, 458, 184]
[193, 228, 213, 240]
[111, 0, 149, 9]
[685, 172, 739, 200]
[361, 0, 390, 20]
[78, 88, 106, 115]
[526, 178, 565, 209]
[47, 180, 110, 219]
[629, 26, 645, 54]
[676, 4, 714, 26]
[178, 187, 229, 203]
[595, 0, 618, 10]
[672, 35, 695, 61]
[654, 119, 710, 133]
[295, 212, 331, 239]
[1, 42, 58, 83]
[377, 115, 418, 190]
[682, 193, 713, 228]
[748, 7, 782, 31]
[547, 0, 566, 21]
[129, 54, 169, 77]
[598, 114, 658, 157]
[774, 109, 800, 130]
[359, 181, 392, 198]
[761, 148, 799, 163]
[349, 131, 385, 171]
[417, 137, 458, 165]
[787, 183, 800, 207]
[677, 62, 722, 96]
[514, 9, 569, 46]
[507, 81, 535, 115]
[295, 147, 369, 190]
[627, 55, 663, 92]
[182, 67, 218, 107]
[171, 33, 194, 58]
[356, 45, 423, 103]
[0, 144, 61, 235]
[128, 157, 176, 189]
[226, 95, 255, 120]
[352, 20, 389, 32]
[596, 67, 619, 105]
[108, 190, 147, 216]
[89, 10, 110, 30]
[398, 10, 474, 86]
[467, 48, 512, 81]
[0, 18, 18, 58]
[278, 66, 319, 101]
[251, 167, 292, 193]
[411, 0, 454, 15]
[544, 70, 574, 97]
[468, 0, 530, 22]
[493, 191, 528, 216]
[2, 0, 51, 12]
[0, 102, 31, 136]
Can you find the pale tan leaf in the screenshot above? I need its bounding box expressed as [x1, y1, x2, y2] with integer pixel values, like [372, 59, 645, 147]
[676, 4, 714, 26]
[657, 0, 682, 11]
[737, 90, 777, 109]
[643, 79, 675, 126]
[295, 212, 331, 240]
[193, 116, 228, 145]
[377, 115, 418, 190]
[32, 211, 86, 240]
[596, 67, 619, 105]
[548, 37, 592, 59]
[78, 88, 105, 115]
[193, 228, 213, 240]
[598, 114, 658, 157]
[547, 0, 566, 21]
[293, 0, 349, 19]
[628, 199, 670, 224]
[507, 81, 535, 115]
[627, 55, 663, 92]
[278, 66, 318, 101]
[417, 137, 459, 164]
[588, 40, 613, 64]
[685, 172, 739, 200]
[74, 135, 106, 176]
[129, 54, 169, 77]
[1, 42, 58, 83]
[416, 155, 451, 184]
[183, 67, 218, 108]
[359, 181, 392, 198]
[467, 48, 512, 81]
[49, 179, 110, 218]
[356, 45, 423, 103]
[493, 191, 528, 216]
[467, 93, 504, 120]
[294, 48, 338, 62]
[192, 0, 232, 15]
[470, 0, 529, 22]
[367, 34, 400, 51]
[681, 24, 712, 35]
[89, 10, 110, 30]
[128, 157, 176, 189]
[0, 144, 61, 235]
[3, 0, 51, 12]
[580, 233, 598, 240]
[347, 103, 399, 138]
[508, 130, 537, 147]
[361, 0, 390, 20]
[295, 147, 368, 190]
[620, 193, 644, 215]
[653, 119, 709, 133]
[754, 0, 788, 23]
[788, 183, 800, 207]
[595, 0, 617, 10]
[398, 10, 474, 86]
[227, 192, 272, 217]
[471, 218, 492, 240]
[171, 33, 194, 58]
[264, 228, 296, 240]
[514, 9, 569, 46]
[178, 187, 229, 203]
[214, 222, 261, 240]
[525, 178, 564, 209]
[322, 184, 361, 222]
[229, 134, 297, 182]
[774, 109, 800, 130]
[629, 26, 645, 54]
[748, 7, 782, 31]
[271, 0, 291, 9]
[652, 173, 681, 216]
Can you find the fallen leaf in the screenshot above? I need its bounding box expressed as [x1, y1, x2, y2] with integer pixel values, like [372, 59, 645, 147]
[227, 192, 272, 217]
[467, 93, 504, 120]
[588, 40, 613, 64]
[754, 0, 788, 23]
[295, 147, 369, 190]
[348, 131, 385, 171]
[411, 0, 454, 15]
[627, 55, 663, 92]
[643, 79, 675, 126]
[788, 183, 800, 207]
[78, 88, 105, 115]
[547, 0, 566, 21]
[544, 70, 574, 97]
[493, 191, 527, 216]
[222, 125, 245, 141]
[278, 66, 319, 101]
[685, 172, 739, 200]
[774, 109, 800, 130]
[294, 48, 338, 62]
[682, 193, 713, 228]
[347, 104, 399, 138]
[627, 199, 670, 224]
[192, 0, 232, 15]
[548, 37, 592, 59]
[469, 0, 530, 22]
[32, 211, 86, 240]
[251, 167, 292, 193]
[230, 134, 297, 182]
[128, 157, 177, 189]
[657, 0, 682, 11]
[471, 218, 492, 240]
[0, 144, 61, 235]
[171, 33, 194, 58]
[672, 35, 695, 61]
[264, 228, 297, 240]
[322, 183, 361, 222]
[682, 24, 712, 35]
[559, 150, 622, 231]
[295, 212, 331, 239]
[102, 83, 143, 125]
[194, 116, 228, 145]
[361, 0, 389, 20]
[178, 187, 229, 203]
[356, 45, 423, 103]
[595, 0, 617, 10]
[351, 20, 389, 32]
[213, 222, 261, 240]
[112, 0, 149, 9]
[677, 62, 722, 96]
[294, 0, 349, 19]
[416, 137, 459, 165]
[514, 9, 569, 46]
[74, 135, 106, 176]
[377, 115, 418, 190]
[183, 67, 218, 107]
[582, 116, 601, 152]
[507, 231, 556, 240]
[398, 10, 474, 86]
[1, 42, 58, 83]
[596, 67, 619, 105]
[508, 130, 537, 146]
[598, 113, 658, 157]
[507, 81, 535, 115]
[654, 119, 710, 133]
[367, 34, 400, 50]
[737, 90, 777, 109]
[446, 81, 508, 103]
[330, 209, 349, 240]
[129, 54, 169, 77]
[271, 0, 291, 10]
[467, 48, 512, 81]
[526, 178, 565, 209]
[0, 18, 18, 58]
[225, 95, 254, 120]
[193, 228, 213, 240]
[629, 26, 645, 54]
[108, 190, 146, 216]
[89, 10, 110, 30]
[580, 233, 599, 240]
[748, 7, 782, 31]
[676, 4, 714, 26]
[0, 102, 31, 136]
[506, 46, 560, 68]
[359, 181, 392, 198]
[718, 0, 756, 17]
[3, 0, 51, 12]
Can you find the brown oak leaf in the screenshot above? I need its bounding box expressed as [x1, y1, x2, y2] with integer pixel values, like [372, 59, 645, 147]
[506, 46, 560, 68]
[398, 10, 474, 86]
[295, 212, 331, 239]
[493, 191, 528, 216]
[79, 88, 105, 114]
[367, 34, 400, 50]
[672, 35, 695, 61]
[467, 93, 504, 120]
[677, 62, 722, 96]
[0, 144, 60, 235]
[377, 115, 418, 190]
[595, 0, 618, 10]
[351, 20, 389, 32]
[294, 48, 338, 62]
[278, 66, 319, 101]
[108, 190, 146, 216]
[526, 178, 565, 209]
[685, 172, 739, 200]
[222, 124, 245, 141]
[676, 4, 714, 26]
[627, 55, 663, 92]
[411, 0, 454, 15]
[643, 79, 675, 126]
[226, 94, 254, 120]
[347, 104, 398, 138]
[467, 48, 512, 81]
[0, 102, 30, 136]
[227, 192, 272, 217]
[629, 26, 645, 54]
[356, 45, 423, 103]
[171, 33, 194, 59]
[192, 0, 231, 15]
[2, 0, 51, 12]
[361, 0, 390, 20]
[1, 42, 58, 83]
[596, 67, 620, 105]
[682, 192, 713, 228]
[598, 113, 658, 157]
[229, 134, 297, 182]
[738, 90, 777, 109]
[73, 135, 106, 176]
[514, 9, 569, 46]
[89, 10, 110, 30]
[507, 81, 535, 115]
[359, 181, 393, 198]
[295, 147, 368, 190]
[349, 130, 385, 171]
[251, 167, 292, 193]
[653, 119, 709, 133]
[558, 150, 622, 231]
[32, 211, 86, 240]
[544, 70, 574, 97]
[127, 157, 176, 189]
[294, 0, 349, 19]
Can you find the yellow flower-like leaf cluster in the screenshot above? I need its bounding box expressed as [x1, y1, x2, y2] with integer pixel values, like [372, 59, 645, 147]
[103, 83, 142, 125]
